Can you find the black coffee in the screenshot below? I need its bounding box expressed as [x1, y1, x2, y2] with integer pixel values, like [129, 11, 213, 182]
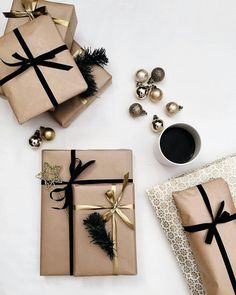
[160, 127, 195, 164]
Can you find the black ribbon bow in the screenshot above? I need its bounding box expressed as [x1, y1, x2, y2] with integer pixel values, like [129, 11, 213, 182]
[0, 28, 73, 107]
[184, 184, 236, 294]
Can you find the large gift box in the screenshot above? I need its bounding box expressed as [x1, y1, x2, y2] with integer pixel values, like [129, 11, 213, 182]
[3, 0, 77, 49]
[40, 149, 137, 276]
[52, 40, 112, 127]
[173, 178, 236, 295]
[0, 15, 87, 124]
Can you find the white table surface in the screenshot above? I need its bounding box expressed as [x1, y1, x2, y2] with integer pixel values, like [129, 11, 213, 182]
[0, 0, 236, 294]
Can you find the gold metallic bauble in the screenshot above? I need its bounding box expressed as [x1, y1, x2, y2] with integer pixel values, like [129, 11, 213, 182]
[29, 130, 42, 148]
[149, 86, 163, 102]
[165, 102, 183, 116]
[151, 115, 164, 133]
[129, 103, 147, 118]
[148, 67, 165, 84]
[40, 126, 56, 141]
[136, 86, 149, 100]
[135, 69, 149, 83]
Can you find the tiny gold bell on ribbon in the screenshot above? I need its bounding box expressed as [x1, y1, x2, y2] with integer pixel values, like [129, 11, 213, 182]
[149, 86, 163, 102]
[29, 130, 42, 148]
[40, 126, 56, 141]
[151, 115, 164, 133]
[148, 67, 165, 84]
[165, 102, 183, 116]
[129, 103, 147, 117]
[136, 85, 149, 100]
[135, 69, 149, 84]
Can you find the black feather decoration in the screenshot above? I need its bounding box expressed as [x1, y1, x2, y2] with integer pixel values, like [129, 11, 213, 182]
[83, 212, 114, 260]
[76, 63, 97, 98]
[81, 48, 109, 67]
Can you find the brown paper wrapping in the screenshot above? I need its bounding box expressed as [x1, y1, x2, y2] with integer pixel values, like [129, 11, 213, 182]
[4, 0, 77, 49]
[173, 178, 236, 295]
[0, 15, 87, 124]
[51, 41, 112, 127]
[73, 183, 137, 276]
[40, 149, 134, 276]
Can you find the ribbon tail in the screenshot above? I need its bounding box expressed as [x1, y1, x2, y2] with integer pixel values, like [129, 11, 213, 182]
[116, 208, 134, 230]
[112, 214, 118, 275]
[52, 17, 69, 27]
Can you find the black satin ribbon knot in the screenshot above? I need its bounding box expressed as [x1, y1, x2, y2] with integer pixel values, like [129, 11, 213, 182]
[184, 184, 236, 294]
[0, 28, 73, 107]
[3, 6, 47, 19]
[44, 150, 133, 275]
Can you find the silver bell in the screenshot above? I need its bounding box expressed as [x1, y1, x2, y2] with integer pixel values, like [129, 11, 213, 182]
[136, 86, 149, 100]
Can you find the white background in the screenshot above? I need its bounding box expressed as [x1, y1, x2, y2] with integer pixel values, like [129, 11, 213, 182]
[0, 0, 236, 294]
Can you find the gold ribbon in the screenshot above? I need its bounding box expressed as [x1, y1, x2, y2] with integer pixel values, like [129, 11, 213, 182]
[3, 0, 69, 27]
[74, 173, 134, 275]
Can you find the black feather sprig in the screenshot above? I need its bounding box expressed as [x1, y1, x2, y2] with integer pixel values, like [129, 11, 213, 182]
[76, 63, 97, 98]
[83, 212, 114, 260]
[81, 48, 109, 67]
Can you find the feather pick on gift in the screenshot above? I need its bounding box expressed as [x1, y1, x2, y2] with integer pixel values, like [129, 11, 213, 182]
[74, 48, 109, 98]
[83, 212, 114, 260]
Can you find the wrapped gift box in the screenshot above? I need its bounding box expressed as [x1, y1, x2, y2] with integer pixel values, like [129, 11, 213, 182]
[73, 182, 136, 276]
[0, 15, 87, 124]
[173, 178, 236, 295]
[4, 0, 77, 49]
[40, 149, 136, 276]
[51, 40, 112, 127]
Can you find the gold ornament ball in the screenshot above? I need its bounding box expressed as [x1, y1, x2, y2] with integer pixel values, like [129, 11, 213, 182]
[40, 126, 56, 141]
[149, 86, 163, 102]
[135, 69, 149, 83]
[165, 102, 183, 116]
[151, 115, 164, 133]
[129, 103, 147, 118]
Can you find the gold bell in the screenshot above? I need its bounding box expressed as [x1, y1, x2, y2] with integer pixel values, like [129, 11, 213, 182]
[165, 102, 183, 116]
[40, 126, 56, 141]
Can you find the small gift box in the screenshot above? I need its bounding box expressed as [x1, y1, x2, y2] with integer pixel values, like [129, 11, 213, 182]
[173, 178, 236, 295]
[3, 0, 77, 49]
[0, 15, 87, 124]
[73, 179, 136, 276]
[40, 149, 136, 276]
[51, 40, 112, 127]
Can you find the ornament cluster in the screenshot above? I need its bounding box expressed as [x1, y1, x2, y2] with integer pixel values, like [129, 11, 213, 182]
[129, 67, 183, 133]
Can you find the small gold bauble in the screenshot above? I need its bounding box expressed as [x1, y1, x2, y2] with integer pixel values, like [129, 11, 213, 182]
[135, 69, 149, 83]
[149, 86, 163, 102]
[151, 115, 164, 133]
[148, 67, 165, 84]
[129, 103, 147, 118]
[165, 102, 183, 116]
[40, 126, 56, 141]
[29, 130, 42, 148]
[136, 86, 149, 100]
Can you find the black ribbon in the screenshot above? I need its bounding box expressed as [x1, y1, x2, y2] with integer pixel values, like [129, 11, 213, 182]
[43, 150, 133, 275]
[0, 28, 73, 107]
[184, 184, 236, 294]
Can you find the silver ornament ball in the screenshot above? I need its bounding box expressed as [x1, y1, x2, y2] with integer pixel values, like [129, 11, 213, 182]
[135, 69, 149, 83]
[165, 102, 183, 116]
[148, 67, 165, 84]
[29, 130, 42, 148]
[136, 85, 149, 100]
[129, 103, 147, 118]
[151, 115, 164, 133]
[149, 86, 163, 102]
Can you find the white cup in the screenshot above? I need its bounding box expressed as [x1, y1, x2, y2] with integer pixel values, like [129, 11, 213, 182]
[154, 123, 201, 167]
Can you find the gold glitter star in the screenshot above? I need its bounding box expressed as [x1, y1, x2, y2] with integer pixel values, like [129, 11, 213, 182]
[36, 162, 63, 189]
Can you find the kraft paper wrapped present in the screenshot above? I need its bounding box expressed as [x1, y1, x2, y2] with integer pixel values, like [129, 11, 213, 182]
[173, 178, 236, 295]
[3, 0, 77, 49]
[51, 40, 112, 127]
[73, 181, 137, 276]
[0, 15, 87, 124]
[40, 149, 135, 276]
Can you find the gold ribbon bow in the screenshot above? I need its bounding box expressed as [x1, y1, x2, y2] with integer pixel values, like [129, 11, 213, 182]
[3, 0, 69, 27]
[74, 173, 134, 275]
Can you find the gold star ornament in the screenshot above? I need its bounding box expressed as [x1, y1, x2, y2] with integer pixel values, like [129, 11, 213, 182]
[36, 162, 63, 188]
